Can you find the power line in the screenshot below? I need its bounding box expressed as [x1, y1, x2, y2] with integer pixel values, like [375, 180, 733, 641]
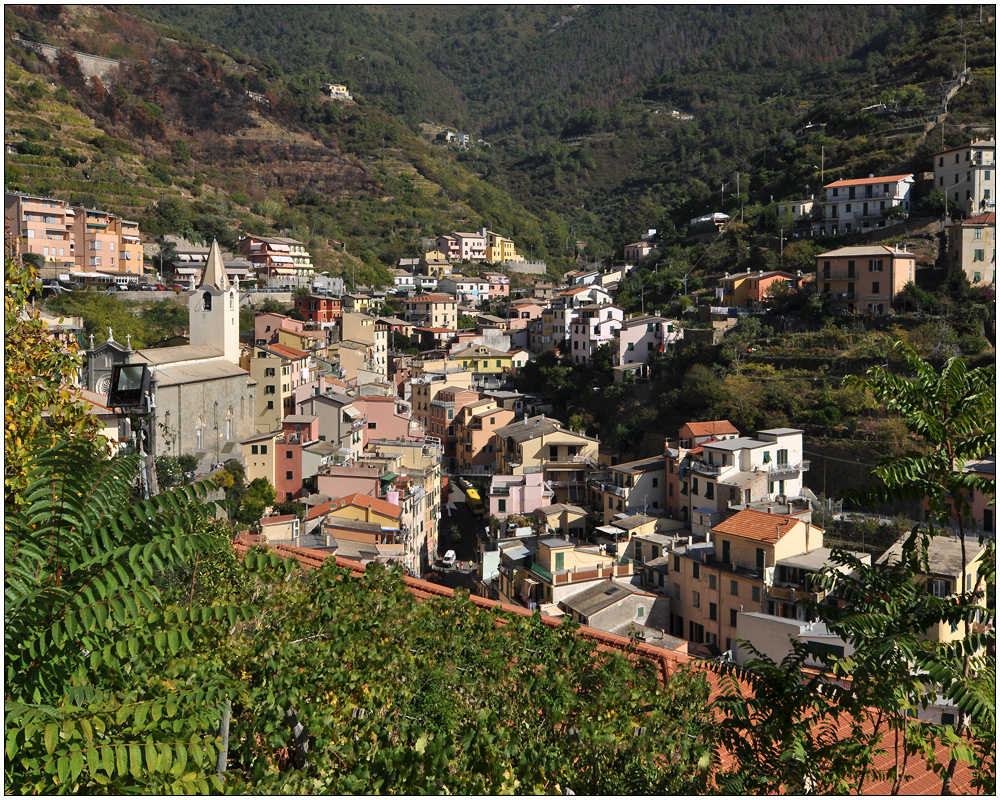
[802, 448, 879, 468]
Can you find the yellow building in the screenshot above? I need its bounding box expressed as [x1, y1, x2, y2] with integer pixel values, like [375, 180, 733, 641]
[241, 430, 280, 485]
[241, 343, 310, 433]
[482, 230, 522, 263]
[664, 509, 831, 651]
[497, 533, 633, 607]
[452, 344, 513, 374]
[877, 534, 989, 645]
[493, 415, 599, 504]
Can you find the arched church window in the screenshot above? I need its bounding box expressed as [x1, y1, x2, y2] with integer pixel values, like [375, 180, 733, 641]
[230, 291, 234, 311]
[203, 292, 212, 311]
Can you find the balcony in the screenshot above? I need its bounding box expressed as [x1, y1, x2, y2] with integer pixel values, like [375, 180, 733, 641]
[768, 584, 826, 604]
[760, 460, 810, 477]
[820, 271, 858, 281]
[598, 483, 627, 498]
[715, 558, 764, 580]
[690, 461, 725, 477]
[490, 485, 511, 496]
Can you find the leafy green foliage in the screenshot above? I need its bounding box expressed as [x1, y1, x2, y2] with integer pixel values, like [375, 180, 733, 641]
[4, 437, 239, 794]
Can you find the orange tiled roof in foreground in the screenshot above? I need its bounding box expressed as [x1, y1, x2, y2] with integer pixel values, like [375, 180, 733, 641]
[329, 492, 402, 520]
[231, 536, 974, 795]
[712, 508, 802, 543]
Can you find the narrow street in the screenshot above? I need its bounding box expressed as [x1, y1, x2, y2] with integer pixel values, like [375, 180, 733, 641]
[427, 484, 488, 591]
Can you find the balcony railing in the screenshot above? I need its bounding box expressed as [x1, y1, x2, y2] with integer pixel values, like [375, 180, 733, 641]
[490, 485, 511, 496]
[768, 584, 826, 604]
[690, 461, 725, 477]
[760, 460, 811, 476]
[545, 559, 635, 586]
[820, 271, 858, 281]
[597, 483, 627, 497]
[530, 562, 553, 583]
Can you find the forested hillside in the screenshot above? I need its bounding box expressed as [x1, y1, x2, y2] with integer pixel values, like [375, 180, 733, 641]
[3, 6, 559, 281]
[142, 4, 995, 257]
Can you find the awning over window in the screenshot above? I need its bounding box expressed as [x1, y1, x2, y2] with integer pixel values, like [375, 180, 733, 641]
[342, 406, 361, 419]
[270, 255, 294, 264]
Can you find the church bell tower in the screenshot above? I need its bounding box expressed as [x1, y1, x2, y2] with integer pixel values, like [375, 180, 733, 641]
[189, 240, 239, 365]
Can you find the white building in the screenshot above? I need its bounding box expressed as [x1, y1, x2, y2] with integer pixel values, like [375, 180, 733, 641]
[933, 138, 996, 218]
[821, 174, 914, 235]
[569, 304, 623, 364]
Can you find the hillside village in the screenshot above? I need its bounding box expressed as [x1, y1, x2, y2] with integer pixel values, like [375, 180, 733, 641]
[8, 133, 995, 673]
[4, 5, 995, 795]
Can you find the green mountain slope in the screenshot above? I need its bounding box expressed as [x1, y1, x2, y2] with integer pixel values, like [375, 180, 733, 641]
[4, 5, 560, 281]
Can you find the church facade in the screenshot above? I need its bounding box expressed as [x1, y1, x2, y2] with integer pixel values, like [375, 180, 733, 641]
[84, 241, 256, 475]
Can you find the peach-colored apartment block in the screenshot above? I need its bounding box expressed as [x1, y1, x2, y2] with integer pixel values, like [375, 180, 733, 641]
[4, 192, 74, 265]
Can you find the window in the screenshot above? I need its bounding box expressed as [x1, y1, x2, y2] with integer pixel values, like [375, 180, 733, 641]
[730, 609, 738, 628]
[709, 602, 717, 621]
[251, 445, 259, 455]
[974, 249, 985, 262]
[705, 482, 714, 500]
[673, 582, 681, 600]
[692, 590, 701, 609]
[722, 539, 730, 564]
[692, 562, 700, 580]
[260, 445, 267, 455]
[708, 574, 716, 590]
[286, 450, 292, 459]
[762, 451, 771, 464]
[286, 471, 293, 480]
[974, 272, 982, 283]
[975, 228, 983, 240]
[752, 586, 760, 602]
[986, 170, 991, 180]
[845, 204, 852, 212]
[692, 477, 699, 494]
[673, 555, 681, 572]
[931, 579, 949, 598]
[498, 499, 506, 513]
[368, 422, 376, 430]
[869, 259, 883, 272]
[555, 552, 564, 571]
[651, 545, 660, 560]
[266, 401, 274, 410]
[872, 281, 880, 294]
[265, 368, 275, 377]
[635, 541, 642, 561]
[637, 606, 644, 618]
[265, 385, 275, 394]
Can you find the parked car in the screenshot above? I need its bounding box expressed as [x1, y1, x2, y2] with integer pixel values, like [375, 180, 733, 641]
[441, 550, 456, 568]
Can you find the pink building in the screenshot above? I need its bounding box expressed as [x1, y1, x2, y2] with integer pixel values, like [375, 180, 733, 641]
[291, 374, 350, 409]
[615, 314, 683, 366]
[255, 312, 303, 345]
[488, 470, 551, 518]
[436, 235, 460, 260]
[274, 414, 320, 502]
[507, 301, 544, 331]
[479, 272, 510, 298]
[315, 463, 386, 500]
[351, 395, 424, 445]
[570, 304, 624, 364]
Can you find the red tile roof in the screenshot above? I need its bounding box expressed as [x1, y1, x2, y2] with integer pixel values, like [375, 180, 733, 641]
[407, 294, 456, 303]
[683, 420, 739, 438]
[306, 501, 332, 520]
[961, 212, 996, 225]
[330, 492, 402, 520]
[712, 508, 800, 543]
[824, 173, 913, 187]
[260, 514, 297, 526]
[230, 536, 972, 795]
[268, 342, 310, 359]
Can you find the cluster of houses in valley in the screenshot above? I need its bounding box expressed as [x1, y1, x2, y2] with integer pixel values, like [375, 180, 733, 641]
[15, 138, 995, 688]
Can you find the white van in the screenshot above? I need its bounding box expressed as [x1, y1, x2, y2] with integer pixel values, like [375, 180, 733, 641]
[442, 550, 456, 568]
